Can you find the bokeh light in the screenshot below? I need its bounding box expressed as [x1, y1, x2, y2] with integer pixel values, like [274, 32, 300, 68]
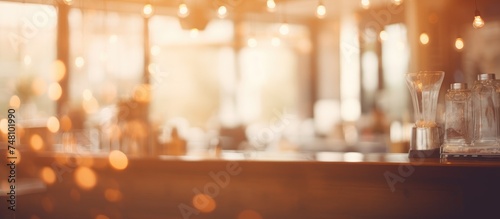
[247, 37, 257, 48]
[109, 150, 128, 170]
[316, 2, 326, 19]
[361, 0, 370, 9]
[143, 4, 154, 18]
[9, 95, 21, 109]
[104, 188, 123, 202]
[31, 77, 47, 96]
[192, 193, 216, 213]
[48, 82, 62, 100]
[455, 37, 464, 50]
[47, 116, 60, 133]
[379, 30, 388, 41]
[30, 134, 44, 151]
[53, 60, 66, 81]
[82, 97, 99, 114]
[178, 3, 190, 18]
[75, 56, 85, 68]
[266, 0, 276, 11]
[0, 119, 7, 133]
[217, 5, 227, 18]
[420, 33, 429, 45]
[133, 84, 151, 103]
[279, 23, 290, 35]
[40, 167, 56, 185]
[74, 167, 97, 190]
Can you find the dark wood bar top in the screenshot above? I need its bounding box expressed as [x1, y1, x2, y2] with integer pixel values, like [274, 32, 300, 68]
[2, 151, 500, 219]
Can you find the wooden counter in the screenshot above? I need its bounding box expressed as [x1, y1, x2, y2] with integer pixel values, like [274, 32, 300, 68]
[1, 151, 500, 219]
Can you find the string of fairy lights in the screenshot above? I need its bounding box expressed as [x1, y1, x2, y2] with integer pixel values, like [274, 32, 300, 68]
[58, 0, 486, 29]
[57, 0, 486, 62]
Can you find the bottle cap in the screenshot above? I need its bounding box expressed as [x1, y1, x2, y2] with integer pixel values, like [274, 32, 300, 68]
[477, 73, 496, 80]
[450, 83, 467, 90]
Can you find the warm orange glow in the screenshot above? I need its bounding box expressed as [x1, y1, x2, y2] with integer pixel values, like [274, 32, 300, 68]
[53, 60, 66, 81]
[266, 0, 276, 11]
[31, 77, 46, 96]
[133, 84, 151, 102]
[70, 188, 80, 201]
[104, 188, 123, 202]
[41, 196, 54, 212]
[40, 167, 56, 185]
[102, 82, 118, 103]
[238, 210, 263, 219]
[0, 119, 7, 133]
[48, 82, 62, 100]
[143, 4, 154, 17]
[178, 3, 190, 17]
[316, 2, 326, 19]
[217, 5, 227, 18]
[392, 0, 403, 5]
[95, 215, 110, 219]
[473, 15, 485, 29]
[9, 95, 21, 109]
[54, 155, 68, 165]
[361, 0, 370, 9]
[17, 125, 25, 139]
[30, 134, 44, 151]
[47, 116, 60, 133]
[419, 33, 429, 45]
[60, 115, 72, 131]
[109, 150, 128, 170]
[13, 149, 21, 164]
[74, 167, 97, 190]
[82, 97, 99, 114]
[192, 194, 216, 213]
[455, 37, 464, 50]
[76, 156, 94, 167]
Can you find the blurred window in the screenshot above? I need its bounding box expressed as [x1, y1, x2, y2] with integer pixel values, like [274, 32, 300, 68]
[0, 2, 57, 119]
[68, 9, 144, 113]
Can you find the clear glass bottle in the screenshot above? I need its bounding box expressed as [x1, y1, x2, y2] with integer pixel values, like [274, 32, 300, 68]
[444, 83, 472, 146]
[472, 74, 499, 146]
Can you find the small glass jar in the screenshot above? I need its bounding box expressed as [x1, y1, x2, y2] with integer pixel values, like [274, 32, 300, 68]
[472, 74, 499, 146]
[444, 83, 472, 146]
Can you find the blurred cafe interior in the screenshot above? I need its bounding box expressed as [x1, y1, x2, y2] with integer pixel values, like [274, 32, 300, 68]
[1, 0, 500, 218]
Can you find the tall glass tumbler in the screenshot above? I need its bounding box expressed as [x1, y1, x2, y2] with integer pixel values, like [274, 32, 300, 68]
[406, 71, 444, 157]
